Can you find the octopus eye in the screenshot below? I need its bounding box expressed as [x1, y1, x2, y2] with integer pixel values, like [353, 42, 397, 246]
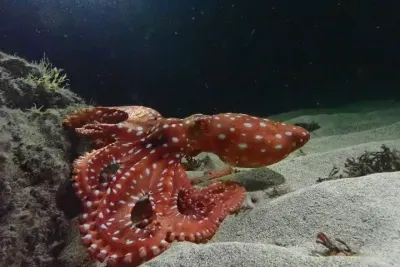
[198, 120, 208, 131]
[148, 133, 168, 148]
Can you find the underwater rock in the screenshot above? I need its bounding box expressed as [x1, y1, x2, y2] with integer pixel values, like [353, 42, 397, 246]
[0, 51, 85, 266]
[0, 51, 82, 110]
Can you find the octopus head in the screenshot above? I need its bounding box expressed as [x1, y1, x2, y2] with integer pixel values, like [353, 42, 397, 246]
[185, 113, 310, 168]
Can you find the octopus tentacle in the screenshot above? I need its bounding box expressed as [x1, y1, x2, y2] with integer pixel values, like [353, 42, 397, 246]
[115, 106, 163, 123]
[73, 147, 109, 203]
[64, 106, 163, 148]
[63, 107, 129, 128]
[203, 181, 246, 215]
[75, 123, 156, 146]
[73, 142, 144, 201]
[163, 166, 245, 243]
[72, 121, 169, 202]
[165, 186, 220, 242]
[63, 106, 162, 128]
[81, 156, 184, 266]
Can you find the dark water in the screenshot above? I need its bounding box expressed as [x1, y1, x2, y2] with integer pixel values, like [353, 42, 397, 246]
[1, 0, 399, 117]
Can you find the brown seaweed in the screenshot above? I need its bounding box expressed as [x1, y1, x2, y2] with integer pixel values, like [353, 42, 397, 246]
[317, 144, 400, 182]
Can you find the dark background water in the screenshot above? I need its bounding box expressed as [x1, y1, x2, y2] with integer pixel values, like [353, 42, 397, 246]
[1, 0, 399, 117]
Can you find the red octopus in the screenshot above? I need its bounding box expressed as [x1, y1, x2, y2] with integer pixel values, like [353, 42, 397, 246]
[63, 106, 310, 266]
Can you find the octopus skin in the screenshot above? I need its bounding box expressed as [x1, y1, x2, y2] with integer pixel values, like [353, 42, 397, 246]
[64, 106, 310, 266]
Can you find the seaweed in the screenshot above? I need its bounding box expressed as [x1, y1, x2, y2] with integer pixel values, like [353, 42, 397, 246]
[315, 232, 357, 256]
[182, 155, 203, 170]
[24, 54, 69, 92]
[293, 121, 321, 132]
[265, 185, 292, 198]
[317, 144, 400, 182]
[295, 149, 307, 156]
[343, 144, 400, 177]
[0, 51, 82, 110]
[182, 155, 213, 171]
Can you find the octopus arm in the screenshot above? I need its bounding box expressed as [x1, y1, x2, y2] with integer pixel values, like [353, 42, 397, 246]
[78, 150, 193, 266]
[64, 106, 162, 148]
[73, 141, 151, 202]
[203, 181, 246, 215]
[63, 107, 129, 128]
[75, 123, 153, 144]
[162, 166, 246, 243]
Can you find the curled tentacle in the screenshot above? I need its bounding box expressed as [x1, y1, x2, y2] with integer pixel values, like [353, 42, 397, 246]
[64, 106, 162, 148]
[164, 166, 246, 243]
[79, 150, 188, 266]
[63, 107, 129, 128]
